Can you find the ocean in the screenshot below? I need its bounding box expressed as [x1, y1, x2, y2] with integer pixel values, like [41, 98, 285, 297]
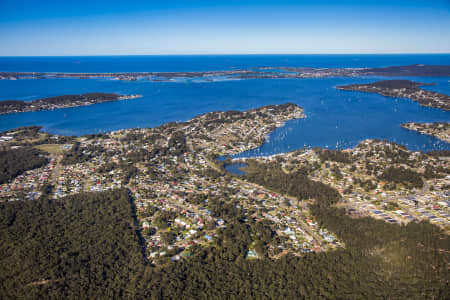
[1, 54, 450, 72]
[0, 54, 449, 154]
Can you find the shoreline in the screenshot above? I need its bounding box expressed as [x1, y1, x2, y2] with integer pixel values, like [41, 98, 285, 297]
[0, 93, 142, 115]
[401, 122, 450, 143]
[1, 64, 450, 81]
[337, 79, 450, 111]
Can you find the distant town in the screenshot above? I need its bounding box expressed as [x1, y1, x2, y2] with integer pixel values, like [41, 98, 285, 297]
[1, 64, 449, 82]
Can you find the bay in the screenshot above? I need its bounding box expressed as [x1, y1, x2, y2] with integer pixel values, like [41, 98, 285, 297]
[0, 55, 449, 154]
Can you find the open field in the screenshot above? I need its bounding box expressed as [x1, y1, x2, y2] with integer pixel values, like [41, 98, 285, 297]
[34, 144, 68, 154]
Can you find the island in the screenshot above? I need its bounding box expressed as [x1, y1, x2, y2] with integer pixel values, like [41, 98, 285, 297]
[0, 104, 448, 299]
[337, 79, 450, 111]
[402, 122, 450, 143]
[1, 64, 450, 81]
[0, 92, 142, 114]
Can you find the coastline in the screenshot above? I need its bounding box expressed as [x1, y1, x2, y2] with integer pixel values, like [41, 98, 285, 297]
[401, 122, 450, 143]
[0, 93, 142, 115]
[337, 79, 450, 111]
[1, 64, 450, 81]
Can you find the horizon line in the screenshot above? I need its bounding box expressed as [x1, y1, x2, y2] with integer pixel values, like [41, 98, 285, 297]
[1, 52, 450, 58]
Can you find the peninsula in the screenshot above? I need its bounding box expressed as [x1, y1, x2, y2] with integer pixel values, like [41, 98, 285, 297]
[337, 79, 450, 111]
[0, 92, 142, 114]
[402, 122, 450, 143]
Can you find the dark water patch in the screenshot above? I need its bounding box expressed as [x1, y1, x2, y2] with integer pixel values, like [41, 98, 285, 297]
[224, 163, 248, 175]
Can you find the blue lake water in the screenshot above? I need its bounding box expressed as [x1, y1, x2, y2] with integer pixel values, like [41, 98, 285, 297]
[224, 163, 248, 176]
[0, 55, 449, 154]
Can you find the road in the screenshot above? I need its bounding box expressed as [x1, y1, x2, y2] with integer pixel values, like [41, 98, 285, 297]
[50, 155, 62, 184]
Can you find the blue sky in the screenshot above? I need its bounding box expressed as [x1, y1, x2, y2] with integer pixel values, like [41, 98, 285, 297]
[0, 0, 449, 55]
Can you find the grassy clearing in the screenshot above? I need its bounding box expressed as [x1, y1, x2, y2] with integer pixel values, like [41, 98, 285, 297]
[34, 144, 67, 154]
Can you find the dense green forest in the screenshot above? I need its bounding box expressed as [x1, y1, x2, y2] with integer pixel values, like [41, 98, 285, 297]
[379, 166, 424, 189]
[0, 147, 48, 184]
[0, 189, 144, 299]
[1, 161, 449, 299]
